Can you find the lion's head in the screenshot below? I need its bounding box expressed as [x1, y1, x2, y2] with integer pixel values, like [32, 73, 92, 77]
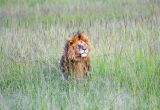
[60, 32, 91, 79]
[66, 33, 90, 61]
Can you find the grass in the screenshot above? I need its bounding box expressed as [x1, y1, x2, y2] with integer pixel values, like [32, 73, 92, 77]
[0, 0, 160, 110]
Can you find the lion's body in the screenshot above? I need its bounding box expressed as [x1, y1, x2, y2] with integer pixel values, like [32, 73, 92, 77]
[60, 33, 90, 79]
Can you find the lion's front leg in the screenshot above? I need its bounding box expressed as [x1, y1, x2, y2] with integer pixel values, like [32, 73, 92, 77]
[84, 58, 91, 77]
[60, 56, 70, 79]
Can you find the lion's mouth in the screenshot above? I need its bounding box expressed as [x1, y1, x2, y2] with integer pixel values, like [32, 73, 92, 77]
[81, 52, 87, 57]
[77, 49, 88, 57]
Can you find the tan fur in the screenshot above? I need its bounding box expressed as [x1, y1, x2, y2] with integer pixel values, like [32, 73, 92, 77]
[60, 33, 90, 79]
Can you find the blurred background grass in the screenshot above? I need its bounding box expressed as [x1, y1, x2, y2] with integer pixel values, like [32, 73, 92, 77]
[0, 0, 160, 110]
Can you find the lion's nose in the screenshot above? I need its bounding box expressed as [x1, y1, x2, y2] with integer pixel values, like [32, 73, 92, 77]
[82, 45, 87, 50]
[82, 48, 86, 50]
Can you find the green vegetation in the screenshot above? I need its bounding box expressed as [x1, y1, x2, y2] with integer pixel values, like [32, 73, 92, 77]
[0, 0, 160, 109]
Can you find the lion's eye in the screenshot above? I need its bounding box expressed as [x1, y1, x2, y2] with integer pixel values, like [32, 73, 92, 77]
[78, 45, 83, 49]
[69, 41, 73, 45]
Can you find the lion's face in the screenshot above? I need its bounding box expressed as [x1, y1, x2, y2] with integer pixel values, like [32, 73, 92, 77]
[67, 34, 90, 60]
[76, 40, 89, 57]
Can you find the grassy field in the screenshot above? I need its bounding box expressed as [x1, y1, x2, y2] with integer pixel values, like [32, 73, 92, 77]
[0, 0, 160, 109]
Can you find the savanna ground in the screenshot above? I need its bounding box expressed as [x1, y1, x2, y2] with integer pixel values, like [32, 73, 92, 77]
[0, 0, 160, 109]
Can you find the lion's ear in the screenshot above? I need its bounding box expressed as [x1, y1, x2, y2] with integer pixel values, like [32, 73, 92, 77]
[78, 34, 82, 39]
[68, 40, 73, 45]
[68, 36, 74, 45]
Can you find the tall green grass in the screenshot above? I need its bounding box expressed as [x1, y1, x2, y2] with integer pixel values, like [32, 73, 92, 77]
[0, 0, 160, 109]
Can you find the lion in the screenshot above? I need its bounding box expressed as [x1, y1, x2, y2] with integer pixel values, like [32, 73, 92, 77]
[60, 32, 90, 79]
